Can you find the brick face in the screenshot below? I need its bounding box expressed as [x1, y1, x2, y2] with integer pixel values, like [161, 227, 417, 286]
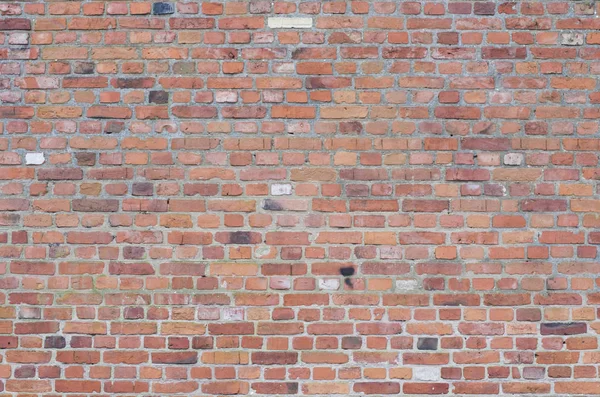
[0, 0, 599, 395]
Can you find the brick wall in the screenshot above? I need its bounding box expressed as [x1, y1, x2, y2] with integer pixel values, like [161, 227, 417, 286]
[1, 0, 600, 395]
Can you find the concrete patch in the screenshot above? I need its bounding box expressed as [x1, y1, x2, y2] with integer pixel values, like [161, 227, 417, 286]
[25, 152, 44, 165]
[268, 17, 313, 29]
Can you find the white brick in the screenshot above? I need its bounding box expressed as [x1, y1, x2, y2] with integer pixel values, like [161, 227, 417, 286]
[198, 307, 221, 320]
[504, 153, 523, 166]
[561, 32, 584, 46]
[198, 308, 220, 320]
[319, 278, 340, 290]
[268, 17, 313, 29]
[380, 246, 402, 259]
[414, 367, 441, 381]
[396, 279, 418, 291]
[215, 91, 237, 103]
[271, 184, 292, 196]
[273, 62, 295, 73]
[25, 152, 44, 165]
[223, 307, 244, 321]
[9, 33, 28, 45]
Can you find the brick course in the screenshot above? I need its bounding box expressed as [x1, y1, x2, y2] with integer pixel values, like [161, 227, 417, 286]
[1, 0, 600, 395]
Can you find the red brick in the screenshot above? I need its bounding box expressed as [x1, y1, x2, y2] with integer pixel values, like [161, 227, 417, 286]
[1, 5, 598, 396]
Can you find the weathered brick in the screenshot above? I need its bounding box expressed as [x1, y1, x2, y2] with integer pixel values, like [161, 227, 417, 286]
[72, 199, 119, 212]
[38, 168, 83, 180]
[0, 18, 31, 30]
[541, 323, 587, 335]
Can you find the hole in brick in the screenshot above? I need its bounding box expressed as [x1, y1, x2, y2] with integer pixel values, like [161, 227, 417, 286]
[340, 266, 355, 287]
[340, 267, 355, 277]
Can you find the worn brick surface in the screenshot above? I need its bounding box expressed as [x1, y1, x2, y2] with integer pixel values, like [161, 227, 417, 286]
[1, 0, 600, 395]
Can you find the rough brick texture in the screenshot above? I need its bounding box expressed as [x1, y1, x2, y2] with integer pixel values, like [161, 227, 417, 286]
[1, 0, 600, 395]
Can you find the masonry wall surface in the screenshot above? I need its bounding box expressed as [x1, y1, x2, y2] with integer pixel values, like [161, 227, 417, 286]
[1, 0, 600, 395]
